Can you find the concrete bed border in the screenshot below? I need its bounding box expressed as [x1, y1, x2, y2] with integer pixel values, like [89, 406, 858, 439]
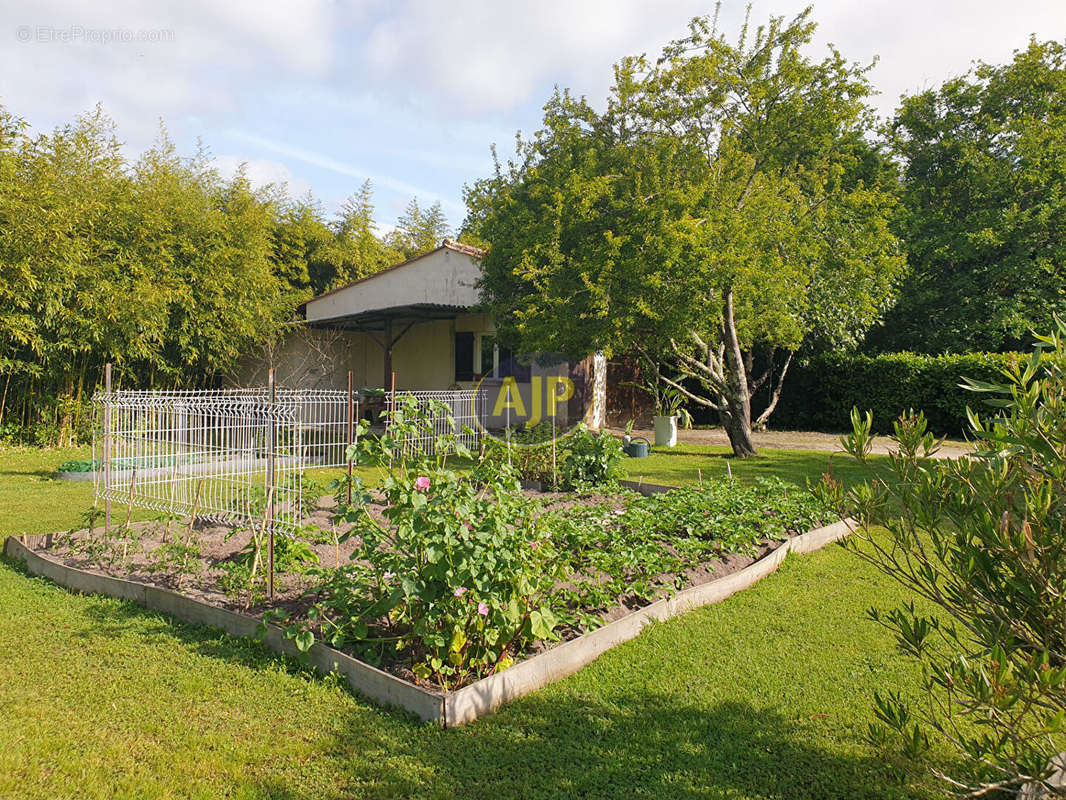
[4, 481, 854, 728]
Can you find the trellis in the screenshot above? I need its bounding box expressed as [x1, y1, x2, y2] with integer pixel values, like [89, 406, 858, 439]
[92, 378, 486, 543]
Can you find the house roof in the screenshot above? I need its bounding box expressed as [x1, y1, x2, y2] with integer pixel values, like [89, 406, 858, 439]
[300, 239, 486, 308]
[301, 239, 486, 327]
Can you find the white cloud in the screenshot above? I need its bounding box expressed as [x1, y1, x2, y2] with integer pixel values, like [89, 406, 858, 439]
[212, 154, 312, 197]
[1, 0, 1064, 225]
[0, 0, 338, 143]
[228, 129, 467, 215]
[358, 0, 710, 114]
[353, 0, 1066, 118]
[720, 0, 1066, 118]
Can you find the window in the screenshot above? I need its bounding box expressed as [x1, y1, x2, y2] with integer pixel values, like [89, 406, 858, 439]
[454, 332, 474, 382]
[479, 334, 496, 378]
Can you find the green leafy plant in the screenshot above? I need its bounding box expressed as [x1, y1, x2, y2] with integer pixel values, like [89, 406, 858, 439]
[826, 325, 1066, 796]
[543, 477, 831, 628]
[270, 396, 565, 690]
[479, 422, 626, 491]
[561, 424, 626, 490]
[654, 386, 693, 429]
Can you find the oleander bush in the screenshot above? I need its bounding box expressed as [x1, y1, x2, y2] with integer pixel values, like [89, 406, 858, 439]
[823, 326, 1066, 796]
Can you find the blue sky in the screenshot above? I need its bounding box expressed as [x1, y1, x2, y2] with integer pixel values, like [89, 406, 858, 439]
[3, 0, 1065, 232]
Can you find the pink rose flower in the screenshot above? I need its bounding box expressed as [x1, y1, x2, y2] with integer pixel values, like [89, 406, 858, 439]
[477, 602, 489, 616]
[453, 586, 467, 598]
[529, 540, 540, 551]
[414, 476, 431, 491]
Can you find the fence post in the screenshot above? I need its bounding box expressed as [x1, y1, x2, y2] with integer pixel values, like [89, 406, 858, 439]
[346, 370, 353, 504]
[267, 368, 276, 602]
[104, 362, 112, 533]
[388, 371, 397, 467]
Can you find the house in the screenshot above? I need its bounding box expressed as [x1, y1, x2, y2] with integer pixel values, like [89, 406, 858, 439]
[241, 240, 606, 430]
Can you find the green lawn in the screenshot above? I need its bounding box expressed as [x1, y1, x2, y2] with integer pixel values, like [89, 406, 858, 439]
[621, 442, 888, 489]
[0, 445, 949, 799]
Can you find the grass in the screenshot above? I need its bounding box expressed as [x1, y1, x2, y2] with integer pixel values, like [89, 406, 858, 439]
[0, 444, 951, 799]
[622, 442, 889, 489]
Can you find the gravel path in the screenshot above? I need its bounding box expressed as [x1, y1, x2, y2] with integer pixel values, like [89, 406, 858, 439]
[610, 427, 971, 459]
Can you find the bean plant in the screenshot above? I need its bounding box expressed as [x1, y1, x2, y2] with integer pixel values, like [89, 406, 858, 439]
[543, 478, 831, 627]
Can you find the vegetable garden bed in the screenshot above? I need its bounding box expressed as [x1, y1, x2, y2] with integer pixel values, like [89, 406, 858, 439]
[13, 398, 850, 725]
[6, 471, 847, 724]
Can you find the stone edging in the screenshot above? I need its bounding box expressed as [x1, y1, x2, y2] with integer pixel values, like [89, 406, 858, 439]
[443, 516, 853, 725]
[4, 508, 854, 728]
[56, 471, 96, 482]
[3, 535, 445, 722]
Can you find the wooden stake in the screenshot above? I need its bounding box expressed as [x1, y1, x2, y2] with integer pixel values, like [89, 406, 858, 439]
[249, 483, 275, 583]
[346, 370, 354, 504]
[104, 362, 112, 532]
[267, 369, 277, 602]
[551, 413, 557, 489]
[388, 371, 396, 471]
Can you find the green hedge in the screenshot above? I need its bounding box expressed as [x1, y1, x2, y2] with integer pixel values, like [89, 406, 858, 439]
[770, 351, 1022, 436]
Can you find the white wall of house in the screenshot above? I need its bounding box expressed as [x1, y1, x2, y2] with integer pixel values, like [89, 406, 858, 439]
[304, 247, 482, 324]
[231, 241, 606, 428]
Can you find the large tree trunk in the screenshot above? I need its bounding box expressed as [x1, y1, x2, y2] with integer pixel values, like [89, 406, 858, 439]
[661, 291, 796, 459]
[719, 288, 757, 457]
[720, 402, 757, 457]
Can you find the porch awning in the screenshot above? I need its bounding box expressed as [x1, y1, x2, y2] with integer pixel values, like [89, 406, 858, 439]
[306, 303, 470, 333]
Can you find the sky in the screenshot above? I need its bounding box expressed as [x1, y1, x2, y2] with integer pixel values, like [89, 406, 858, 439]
[2, 0, 1064, 232]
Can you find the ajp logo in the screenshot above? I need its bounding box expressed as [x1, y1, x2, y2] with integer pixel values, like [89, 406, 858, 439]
[473, 352, 592, 445]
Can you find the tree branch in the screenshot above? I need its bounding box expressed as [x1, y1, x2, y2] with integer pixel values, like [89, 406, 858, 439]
[754, 350, 794, 427]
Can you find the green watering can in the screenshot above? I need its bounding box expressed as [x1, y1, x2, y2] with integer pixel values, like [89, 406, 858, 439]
[626, 436, 652, 458]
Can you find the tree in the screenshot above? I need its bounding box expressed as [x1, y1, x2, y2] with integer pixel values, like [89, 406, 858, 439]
[269, 195, 334, 295]
[830, 326, 1066, 796]
[387, 196, 450, 259]
[467, 8, 903, 456]
[0, 106, 292, 444]
[869, 39, 1066, 354]
[329, 181, 404, 289]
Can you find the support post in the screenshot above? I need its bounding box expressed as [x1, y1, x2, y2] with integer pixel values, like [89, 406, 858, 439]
[267, 368, 276, 602]
[104, 362, 112, 532]
[346, 370, 354, 505]
[383, 318, 393, 392]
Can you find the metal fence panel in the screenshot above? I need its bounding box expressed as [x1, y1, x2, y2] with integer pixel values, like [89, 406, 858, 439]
[92, 387, 485, 534]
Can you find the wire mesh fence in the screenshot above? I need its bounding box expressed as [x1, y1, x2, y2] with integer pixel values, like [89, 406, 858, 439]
[385, 390, 485, 458]
[92, 386, 487, 535]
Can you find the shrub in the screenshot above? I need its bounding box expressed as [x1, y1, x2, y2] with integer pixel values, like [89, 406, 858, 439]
[823, 329, 1066, 795]
[561, 424, 626, 489]
[479, 423, 625, 490]
[479, 422, 558, 485]
[771, 351, 1022, 435]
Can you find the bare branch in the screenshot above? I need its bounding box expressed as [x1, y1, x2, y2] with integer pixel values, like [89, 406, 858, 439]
[754, 350, 794, 427]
